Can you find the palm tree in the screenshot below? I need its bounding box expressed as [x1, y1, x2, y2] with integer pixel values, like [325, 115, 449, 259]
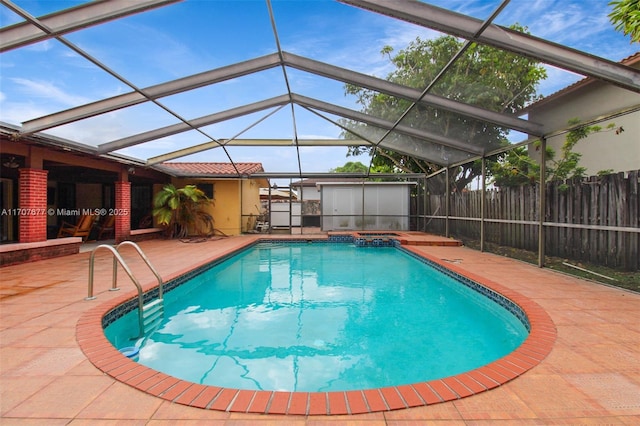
[152, 184, 214, 239]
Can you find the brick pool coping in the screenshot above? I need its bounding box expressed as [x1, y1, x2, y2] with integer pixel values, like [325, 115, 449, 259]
[76, 239, 556, 416]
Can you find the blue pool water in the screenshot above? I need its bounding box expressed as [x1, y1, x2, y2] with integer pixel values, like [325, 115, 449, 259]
[105, 242, 528, 392]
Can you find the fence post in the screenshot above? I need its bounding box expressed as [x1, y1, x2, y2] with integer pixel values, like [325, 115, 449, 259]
[445, 167, 450, 238]
[538, 137, 546, 268]
[481, 157, 486, 252]
[423, 176, 428, 232]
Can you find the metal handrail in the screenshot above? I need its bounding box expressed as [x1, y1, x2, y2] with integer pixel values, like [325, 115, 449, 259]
[87, 241, 164, 338]
[115, 241, 164, 299]
[87, 244, 145, 336]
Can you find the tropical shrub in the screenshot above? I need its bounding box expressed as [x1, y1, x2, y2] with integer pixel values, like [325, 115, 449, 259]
[152, 184, 214, 239]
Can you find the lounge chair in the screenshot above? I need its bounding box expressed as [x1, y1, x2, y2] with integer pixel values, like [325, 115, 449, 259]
[96, 215, 115, 240]
[57, 214, 97, 241]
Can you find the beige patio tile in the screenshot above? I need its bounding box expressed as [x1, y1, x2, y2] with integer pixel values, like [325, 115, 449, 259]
[575, 344, 640, 373]
[0, 325, 48, 346]
[69, 420, 147, 425]
[306, 415, 386, 425]
[0, 376, 56, 415]
[5, 347, 87, 377]
[0, 346, 41, 371]
[15, 326, 78, 348]
[151, 400, 231, 420]
[564, 373, 640, 416]
[75, 381, 163, 420]
[0, 419, 70, 425]
[1, 235, 639, 423]
[540, 345, 607, 374]
[507, 373, 610, 418]
[452, 384, 536, 420]
[3, 375, 114, 418]
[382, 402, 462, 421]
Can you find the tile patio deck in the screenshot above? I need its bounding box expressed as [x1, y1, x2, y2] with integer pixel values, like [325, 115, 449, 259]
[1, 234, 639, 424]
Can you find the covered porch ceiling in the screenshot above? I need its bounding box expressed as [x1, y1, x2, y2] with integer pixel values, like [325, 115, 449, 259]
[1, 0, 638, 180]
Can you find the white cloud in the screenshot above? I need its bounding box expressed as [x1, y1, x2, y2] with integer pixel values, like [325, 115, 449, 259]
[25, 39, 53, 52]
[10, 77, 91, 107]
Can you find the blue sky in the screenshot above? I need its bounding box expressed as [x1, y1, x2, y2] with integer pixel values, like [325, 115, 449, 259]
[1, 0, 638, 179]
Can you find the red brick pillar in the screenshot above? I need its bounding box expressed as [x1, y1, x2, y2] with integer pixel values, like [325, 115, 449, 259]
[18, 168, 48, 243]
[115, 181, 131, 243]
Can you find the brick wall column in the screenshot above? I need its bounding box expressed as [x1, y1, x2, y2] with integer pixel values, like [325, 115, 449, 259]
[18, 168, 48, 243]
[115, 181, 131, 243]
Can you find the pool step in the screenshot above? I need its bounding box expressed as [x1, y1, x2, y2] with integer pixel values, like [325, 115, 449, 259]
[142, 299, 164, 334]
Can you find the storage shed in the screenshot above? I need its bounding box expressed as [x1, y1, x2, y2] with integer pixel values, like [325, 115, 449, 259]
[317, 182, 415, 231]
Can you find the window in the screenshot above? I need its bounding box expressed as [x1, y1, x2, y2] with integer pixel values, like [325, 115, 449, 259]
[199, 183, 214, 199]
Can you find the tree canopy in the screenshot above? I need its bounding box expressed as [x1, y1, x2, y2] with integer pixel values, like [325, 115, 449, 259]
[609, 0, 640, 42]
[342, 25, 547, 192]
[329, 161, 369, 173]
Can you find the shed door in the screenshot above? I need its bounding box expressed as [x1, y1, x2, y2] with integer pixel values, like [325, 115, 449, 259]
[333, 188, 354, 229]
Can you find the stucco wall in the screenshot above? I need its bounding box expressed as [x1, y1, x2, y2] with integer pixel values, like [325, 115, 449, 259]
[527, 61, 640, 175]
[241, 179, 264, 232]
[169, 178, 263, 236]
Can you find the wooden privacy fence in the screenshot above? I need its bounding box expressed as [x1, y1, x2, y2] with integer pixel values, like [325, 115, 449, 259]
[423, 170, 639, 271]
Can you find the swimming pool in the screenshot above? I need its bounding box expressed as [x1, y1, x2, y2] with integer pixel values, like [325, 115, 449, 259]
[78, 236, 556, 415]
[104, 241, 528, 393]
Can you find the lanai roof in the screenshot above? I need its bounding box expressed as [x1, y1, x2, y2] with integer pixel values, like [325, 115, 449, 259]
[1, 0, 639, 181]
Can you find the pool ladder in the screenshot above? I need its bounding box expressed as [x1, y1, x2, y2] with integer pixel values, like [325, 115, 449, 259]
[87, 241, 164, 338]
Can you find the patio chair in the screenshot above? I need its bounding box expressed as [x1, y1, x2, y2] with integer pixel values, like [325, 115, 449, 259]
[255, 221, 269, 232]
[96, 215, 115, 240]
[57, 214, 97, 241]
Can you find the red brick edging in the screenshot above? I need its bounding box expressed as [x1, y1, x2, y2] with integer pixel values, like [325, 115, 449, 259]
[76, 245, 556, 416]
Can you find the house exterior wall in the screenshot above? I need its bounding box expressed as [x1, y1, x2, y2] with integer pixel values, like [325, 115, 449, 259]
[115, 181, 131, 243]
[18, 169, 48, 243]
[526, 61, 640, 175]
[241, 178, 266, 232]
[76, 183, 103, 210]
[171, 177, 264, 236]
[211, 180, 241, 236]
[2, 137, 168, 242]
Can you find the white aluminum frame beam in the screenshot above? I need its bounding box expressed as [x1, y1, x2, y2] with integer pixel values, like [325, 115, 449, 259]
[22, 49, 542, 137]
[97, 95, 290, 154]
[190, 138, 365, 147]
[282, 52, 542, 136]
[146, 138, 365, 166]
[291, 94, 484, 155]
[0, 0, 182, 52]
[341, 0, 640, 93]
[5, 0, 241, 172]
[21, 53, 282, 134]
[102, 91, 482, 161]
[224, 138, 367, 147]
